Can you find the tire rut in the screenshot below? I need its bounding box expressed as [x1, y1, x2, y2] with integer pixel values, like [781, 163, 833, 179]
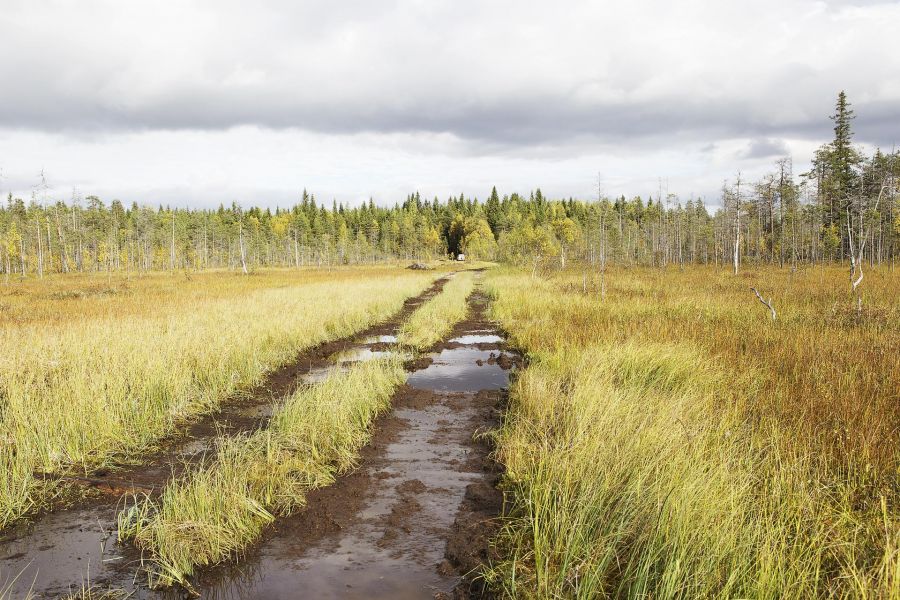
[0, 275, 449, 600]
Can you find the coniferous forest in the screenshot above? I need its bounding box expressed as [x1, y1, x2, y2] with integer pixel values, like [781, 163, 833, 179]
[1, 92, 897, 277]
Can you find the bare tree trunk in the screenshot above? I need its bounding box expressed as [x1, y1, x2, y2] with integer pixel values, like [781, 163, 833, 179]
[750, 287, 777, 321]
[55, 207, 69, 273]
[19, 237, 26, 276]
[36, 220, 44, 278]
[239, 221, 249, 275]
[45, 221, 53, 273]
[170, 212, 176, 271]
[733, 229, 740, 275]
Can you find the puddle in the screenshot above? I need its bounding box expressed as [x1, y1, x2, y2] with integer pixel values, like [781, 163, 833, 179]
[191, 396, 483, 599]
[186, 304, 519, 599]
[407, 348, 513, 392]
[0, 281, 516, 599]
[301, 349, 408, 384]
[448, 333, 502, 344]
[330, 347, 396, 364]
[301, 364, 348, 384]
[0, 505, 129, 599]
[360, 335, 397, 344]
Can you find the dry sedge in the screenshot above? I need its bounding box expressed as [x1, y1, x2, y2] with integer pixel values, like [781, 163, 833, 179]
[397, 270, 476, 350]
[0, 267, 434, 528]
[484, 265, 899, 599]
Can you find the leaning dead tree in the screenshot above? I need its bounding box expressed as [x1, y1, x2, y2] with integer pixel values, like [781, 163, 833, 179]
[846, 152, 896, 316]
[750, 287, 777, 321]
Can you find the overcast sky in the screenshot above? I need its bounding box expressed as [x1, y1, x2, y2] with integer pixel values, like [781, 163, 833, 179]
[0, 0, 898, 210]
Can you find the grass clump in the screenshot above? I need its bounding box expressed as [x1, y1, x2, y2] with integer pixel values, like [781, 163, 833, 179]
[119, 355, 406, 588]
[483, 266, 899, 599]
[0, 268, 433, 528]
[397, 270, 476, 350]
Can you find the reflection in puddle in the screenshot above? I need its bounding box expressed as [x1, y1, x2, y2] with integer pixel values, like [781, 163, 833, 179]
[176, 323, 517, 599]
[302, 349, 408, 384]
[360, 334, 397, 344]
[0, 505, 125, 599]
[448, 334, 502, 344]
[301, 364, 350, 384]
[407, 348, 513, 392]
[330, 347, 396, 364]
[189, 394, 484, 600]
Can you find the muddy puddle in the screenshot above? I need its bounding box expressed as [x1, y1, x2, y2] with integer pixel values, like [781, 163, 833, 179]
[179, 288, 515, 599]
[407, 345, 515, 393]
[0, 277, 450, 600]
[0, 278, 515, 599]
[302, 346, 409, 384]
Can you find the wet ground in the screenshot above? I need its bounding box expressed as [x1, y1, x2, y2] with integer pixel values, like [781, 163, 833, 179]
[0, 278, 517, 599]
[0, 277, 447, 599]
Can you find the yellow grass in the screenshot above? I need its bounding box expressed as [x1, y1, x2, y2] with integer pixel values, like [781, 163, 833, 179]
[119, 356, 406, 588]
[0, 267, 434, 528]
[397, 270, 476, 350]
[484, 265, 899, 599]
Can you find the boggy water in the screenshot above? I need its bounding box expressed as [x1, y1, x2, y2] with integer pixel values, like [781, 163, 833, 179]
[0, 283, 516, 599]
[0, 280, 449, 600]
[180, 293, 516, 599]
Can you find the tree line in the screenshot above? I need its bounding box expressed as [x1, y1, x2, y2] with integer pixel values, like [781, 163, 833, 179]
[1, 92, 896, 279]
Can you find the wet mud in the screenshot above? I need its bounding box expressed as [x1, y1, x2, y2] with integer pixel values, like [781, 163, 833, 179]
[0, 276, 449, 599]
[0, 275, 518, 599]
[175, 289, 517, 600]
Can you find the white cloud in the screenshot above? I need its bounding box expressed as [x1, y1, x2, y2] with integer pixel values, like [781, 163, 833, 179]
[0, 0, 897, 207]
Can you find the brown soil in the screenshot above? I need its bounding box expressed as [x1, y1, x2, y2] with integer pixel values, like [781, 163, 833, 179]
[2, 275, 518, 600]
[184, 286, 516, 599]
[0, 276, 449, 599]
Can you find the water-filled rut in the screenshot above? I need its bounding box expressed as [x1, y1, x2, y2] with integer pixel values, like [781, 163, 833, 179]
[1, 277, 518, 599]
[0, 276, 448, 599]
[182, 289, 517, 599]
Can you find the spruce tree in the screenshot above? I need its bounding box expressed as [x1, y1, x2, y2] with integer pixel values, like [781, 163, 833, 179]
[825, 91, 861, 245]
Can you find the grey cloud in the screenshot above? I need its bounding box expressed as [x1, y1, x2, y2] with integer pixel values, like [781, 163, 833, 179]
[0, 0, 898, 151]
[739, 138, 790, 160]
[1, 0, 899, 210]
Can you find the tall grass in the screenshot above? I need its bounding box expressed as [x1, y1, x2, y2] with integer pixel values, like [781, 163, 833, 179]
[0, 268, 433, 528]
[119, 355, 406, 588]
[484, 266, 899, 598]
[397, 270, 476, 350]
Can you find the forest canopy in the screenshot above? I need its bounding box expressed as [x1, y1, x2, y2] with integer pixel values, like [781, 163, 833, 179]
[1, 92, 897, 276]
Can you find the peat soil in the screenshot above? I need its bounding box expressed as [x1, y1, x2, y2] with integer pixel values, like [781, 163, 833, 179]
[164, 286, 519, 600]
[0, 275, 448, 599]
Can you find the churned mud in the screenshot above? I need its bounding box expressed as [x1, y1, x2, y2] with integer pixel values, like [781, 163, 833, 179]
[0, 276, 449, 599]
[174, 287, 516, 600]
[0, 275, 518, 599]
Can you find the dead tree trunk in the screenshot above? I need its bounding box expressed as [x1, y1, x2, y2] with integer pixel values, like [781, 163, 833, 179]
[750, 287, 777, 321]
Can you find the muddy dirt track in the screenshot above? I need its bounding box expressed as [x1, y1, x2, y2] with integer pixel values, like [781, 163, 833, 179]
[0, 274, 519, 599]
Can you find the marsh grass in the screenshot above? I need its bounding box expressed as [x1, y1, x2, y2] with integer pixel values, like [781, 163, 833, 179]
[118, 355, 406, 588]
[484, 265, 899, 599]
[0, 267, 433, 528]
[397, 270, 476, 350]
